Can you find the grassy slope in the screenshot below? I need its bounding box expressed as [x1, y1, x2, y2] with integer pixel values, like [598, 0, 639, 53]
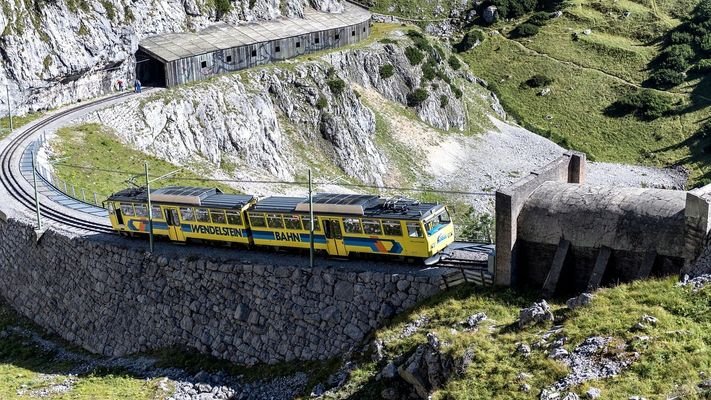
[336, 277, 711, 399]
[50, 123, 237, 200]
[460, 0, 711, 184]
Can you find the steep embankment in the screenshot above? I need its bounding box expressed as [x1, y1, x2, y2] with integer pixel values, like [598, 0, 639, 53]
[0, 0, 343, 115]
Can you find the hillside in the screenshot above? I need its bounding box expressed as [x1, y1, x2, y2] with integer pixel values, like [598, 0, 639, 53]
[367, 0, 711, 185]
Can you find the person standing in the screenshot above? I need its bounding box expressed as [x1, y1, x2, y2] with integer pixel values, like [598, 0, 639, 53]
[134, 79, 142, 93]
[117, 79, 124, 91]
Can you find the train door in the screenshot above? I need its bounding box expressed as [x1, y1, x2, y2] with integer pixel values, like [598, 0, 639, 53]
[165, 207, 185, 242]
[323, 218, 348, 256]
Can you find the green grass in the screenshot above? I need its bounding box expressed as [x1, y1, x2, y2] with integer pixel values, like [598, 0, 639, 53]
[0, 111, 45, 140]
[335, 277, 711, 399]
[50, 123, 236, 200]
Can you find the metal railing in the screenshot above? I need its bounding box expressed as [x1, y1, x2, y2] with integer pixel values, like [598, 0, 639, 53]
[30, 134, 107, 209]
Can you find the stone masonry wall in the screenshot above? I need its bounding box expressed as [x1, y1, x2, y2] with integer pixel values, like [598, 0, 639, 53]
[0, 217, 442, 365]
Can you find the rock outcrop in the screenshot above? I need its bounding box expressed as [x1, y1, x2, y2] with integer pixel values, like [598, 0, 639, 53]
[0, 0, 344, 115]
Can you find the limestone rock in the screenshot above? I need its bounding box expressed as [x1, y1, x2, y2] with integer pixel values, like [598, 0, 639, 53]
[483, 5, 498, 23]
[566, 293, 593, 310]
[518, 300, 554, 328]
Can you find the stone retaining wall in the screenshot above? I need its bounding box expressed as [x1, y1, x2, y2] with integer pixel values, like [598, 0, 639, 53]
[0, 217, 442, 365]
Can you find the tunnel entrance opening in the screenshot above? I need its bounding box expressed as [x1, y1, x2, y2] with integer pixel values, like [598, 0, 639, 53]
[136, 49, 166, 87]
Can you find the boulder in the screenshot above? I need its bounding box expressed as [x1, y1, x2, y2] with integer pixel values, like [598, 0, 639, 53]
[566, 293, 593, 310]
[483, 5, 498, 23]
[397, 342, 454, 399]
[518, 300, 554, 328]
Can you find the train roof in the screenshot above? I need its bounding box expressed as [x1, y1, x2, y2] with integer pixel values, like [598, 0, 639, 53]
[107, 186, 255, 209]
[252, 193, 445, 221]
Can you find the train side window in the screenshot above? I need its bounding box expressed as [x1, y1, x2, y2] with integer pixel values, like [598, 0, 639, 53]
[382, 220, 402, 236]
[195, 208, 210, 223]
[151, 206, 164, 220]
[180, 207, 195, 221]
[343, 218, 362, 234]
[249, 212, 266, 227]
[407, 222, 424, 238]
[267, 214, 284, 229]
[362, 219, 382, 235]
[211, 210, 227, 224]
[135, 204, 148, 217]
[121, 203, 135, 217]
[284, 215, 302, 230]
[226, 211, 243, 226]
[302, 216, 320, 232]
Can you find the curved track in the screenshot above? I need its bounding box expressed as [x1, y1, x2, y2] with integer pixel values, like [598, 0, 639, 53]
[0, 93, 136, 234]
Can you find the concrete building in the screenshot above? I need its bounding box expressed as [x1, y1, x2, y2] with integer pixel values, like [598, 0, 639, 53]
[137, 6, 372, 87]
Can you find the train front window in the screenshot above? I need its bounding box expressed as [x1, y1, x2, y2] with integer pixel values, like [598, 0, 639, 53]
[180, 207, 195, 221]
[383, 220, 402, 236]
[438, 210, 451, 224]
[211, 210, 227, 224]
[343, 218, 362, 234]
[226, 211, 243, 226]
[151, 206, 163, 220]
[284, 216, 302, 230]
[120, 204, 135, 217]
[407, 222, 423, 238]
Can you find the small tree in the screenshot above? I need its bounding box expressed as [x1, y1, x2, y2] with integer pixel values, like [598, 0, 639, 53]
[215, 0, 232, 18]
[649, 69, 685, 88]
[379, 64, 395, 79]
[316, 96, 328, 110]
[456, 30, 484, 53]
[327, 78, 346, 96]
[525, 74, 554, 88]
[405, 46, 425, 66]
[527, 11, 550, 26]
[440, 95, 449, 108]
[407, 88, 429, 107]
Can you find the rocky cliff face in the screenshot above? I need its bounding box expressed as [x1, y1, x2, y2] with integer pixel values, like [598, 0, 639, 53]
[0, 0, 343, 115]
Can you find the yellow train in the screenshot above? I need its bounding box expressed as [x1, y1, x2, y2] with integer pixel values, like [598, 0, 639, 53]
[106, 186, 455, 262]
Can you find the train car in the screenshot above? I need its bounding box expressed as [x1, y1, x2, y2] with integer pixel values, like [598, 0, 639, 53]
[247, 193, 455, 261]
[106, 186, 256, 245]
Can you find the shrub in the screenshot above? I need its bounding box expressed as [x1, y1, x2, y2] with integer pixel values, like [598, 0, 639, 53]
[422, 60, 438, 81]
[450, 84, 463, 99]
[611, 89, 675, 120]
[379, 38, 398, 45]
[456, 30, 485, 53]
[440, 95, 449, 108]
[694, 0, 711, 22]
[670, 31, 694, 44]
[512, 23, 540, 38]
[649, 68, 685, 88]
[661, 44, 695, 71]
[327, 78, 346, 96]
[701, 34, 711, 52]
[448, 55, 462, 70]
[524, 74, 554, 88]
[379, 64, 395, 79]
[407, 88, 429, 107]
[407, 30, 432, 53]
[527, 11, 550, 26]
[215, 0, 232, 17]
[316, 96, 328, 110]
[405, 46, 425, 66]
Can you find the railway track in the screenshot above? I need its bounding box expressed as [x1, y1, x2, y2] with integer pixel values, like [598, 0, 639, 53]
[0, 93, 136, 235]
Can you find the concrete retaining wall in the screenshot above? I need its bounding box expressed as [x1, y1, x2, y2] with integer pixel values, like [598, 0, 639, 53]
[0, 217, 442, 365]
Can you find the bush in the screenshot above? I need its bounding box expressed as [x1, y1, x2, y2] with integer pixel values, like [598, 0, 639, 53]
[379, 38, 398, 45]
[524, 74, 554, 88]
[440, 95, 449, 108]
[316, 96, 328, 110]
[379, 64, 395, 79]
[612, 89, 675, 120]
[670, 31, 694, 44]
[512, 23, 540, 38]
[661, 44, 695, 71]
[527, 11, 550, 26]
[422, 60, 438, 81]
[456, 30, 485, 53]
[694, 0, 711, 22]
[701, 34, 711, 52]
[215, 0, 232, 17]
[327, 78, 346, 96]
[448, 56, 462, 70]
[649, 68, 685, 88]
[450, 84, 463, 99]
[405, 46, 425, 66]
[407, 88, 429, 107]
